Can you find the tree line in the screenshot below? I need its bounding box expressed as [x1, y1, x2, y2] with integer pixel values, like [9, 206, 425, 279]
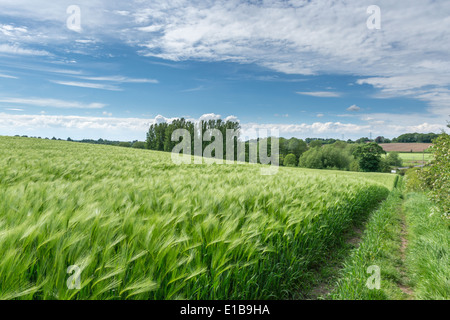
[145, 120, 407, 173]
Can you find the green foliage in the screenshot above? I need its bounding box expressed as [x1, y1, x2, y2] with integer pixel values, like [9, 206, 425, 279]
[379, 152, 403, 173]
[276, 137, 308, 166]
[352, 142, 385, 172]
[118, 142, 132, 148]
[375, 136, 391, 143]
[419, 132, 450, 213]
[283, 153, 297, 167]
[309, 140, 322, 148]
[299, 142, 353, 171]
[350, 159, 360, 172]
[146, 118, 240, 158]
[355, 137, 370, 144]
[385, 152, 403, 167]
[287, 138, 307, 159]
[405, 168, 424, 191]
[393, 132, 439, 143]
[131, 141, 146, 149]
[298, 147, 323, 169]
[0, 136, 396, 300]
[379, 158, 391, 173]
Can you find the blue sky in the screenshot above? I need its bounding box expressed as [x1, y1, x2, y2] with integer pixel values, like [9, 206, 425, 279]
[0, 0, 449, 141]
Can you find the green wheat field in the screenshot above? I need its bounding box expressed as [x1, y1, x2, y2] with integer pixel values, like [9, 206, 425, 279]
[0, 136, 397, 300]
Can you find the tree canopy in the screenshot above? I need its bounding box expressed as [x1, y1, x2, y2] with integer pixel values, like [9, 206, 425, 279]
[352, 142, 385, 172]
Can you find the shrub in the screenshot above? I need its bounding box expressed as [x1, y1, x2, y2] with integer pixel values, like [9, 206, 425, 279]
[283, 153, 297, 167]
[132, 141, 147, 149]
[405, 168, 424, 191]
[419, 132, 450, 213]
[118, 141, 132, 148]
[385, 152, 403, 167]
[299, 142, 352, 170]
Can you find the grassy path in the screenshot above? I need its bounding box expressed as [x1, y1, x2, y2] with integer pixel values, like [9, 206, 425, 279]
[326, 188, 449, 300]
[398, 207, 414, 299]
[402, 193, 449, 300]
[323, 186, 415, 300]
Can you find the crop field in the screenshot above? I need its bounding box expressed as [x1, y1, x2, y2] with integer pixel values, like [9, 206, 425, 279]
[0, 136, 397, 300]
[380, 143, 432, 153]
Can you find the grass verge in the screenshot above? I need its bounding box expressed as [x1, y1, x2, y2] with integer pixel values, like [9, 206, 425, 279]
[403, 193, 449, 300]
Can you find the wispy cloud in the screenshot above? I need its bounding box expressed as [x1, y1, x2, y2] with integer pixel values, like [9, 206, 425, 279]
[296, 91, 341, 98]
[0, 0, 449, 131]
[0, 44, 49, 56]
[50, 80, 122, 91]
[181, 85, 205, 92]
[78, 75, 159, 84]
[0, 73, 18, 79]
[0, 97, 106, 109]
[0, 24, 28, 37]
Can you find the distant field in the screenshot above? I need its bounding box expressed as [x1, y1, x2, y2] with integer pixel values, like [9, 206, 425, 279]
[388, 152, 434, 166]
[0, 136, 397, 300]
[380, 143, 432, 153]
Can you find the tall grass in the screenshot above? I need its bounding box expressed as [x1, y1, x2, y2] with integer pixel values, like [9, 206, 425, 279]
[330, 189, 405, 300]
[404, 193, 449, 300]
[0, 136, 396, 299]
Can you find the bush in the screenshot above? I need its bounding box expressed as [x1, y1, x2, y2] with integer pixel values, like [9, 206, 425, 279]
[405, 168, 424, 191]
[298, 142, 353, 170]
[132, 141, 146, 149]
[299, 147, 323, 169]
[283, 153, 297, 167]
[379, 158, 391, 173]
[385, 152, 403, 167]
[118, 142, 132, 148]
[419, 132, 450, 213]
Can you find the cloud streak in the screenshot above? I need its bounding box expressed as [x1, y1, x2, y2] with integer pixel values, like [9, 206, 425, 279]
[0, 97, 106, 109]
[296, 91, 341, 98]
[50, 80, 122, 91]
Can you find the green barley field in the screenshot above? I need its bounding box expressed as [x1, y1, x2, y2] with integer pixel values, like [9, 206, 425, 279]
[0, 136, 397, 300]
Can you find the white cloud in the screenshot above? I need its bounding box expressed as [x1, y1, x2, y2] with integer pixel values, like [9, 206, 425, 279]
[241, 119, 449, 140]
[296, 91, 341, 98]
[154, 114, 170, 124]
[75, 39, 97, 44]
[0, 97, 106, 109]
[0, 24, 28, 37]
[50, 80, 122, 91]
[241, 121, 371, 139]
[199, 113, 222, 121]
[0, 73, 18, 79]
[347, 105, 361, 112]
[224, 115, 239, 122]
[0, 44, 49, 56]
[0, 113, 140, 129]
[78, 76, 159, 84]
[0, 1, 449, 122]
[136, 25, 163, 32]
[0, 111, 447, 141]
